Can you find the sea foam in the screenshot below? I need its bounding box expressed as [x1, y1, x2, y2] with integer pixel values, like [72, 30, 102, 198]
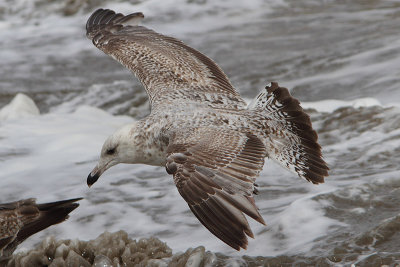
[0, 93, 40, 121]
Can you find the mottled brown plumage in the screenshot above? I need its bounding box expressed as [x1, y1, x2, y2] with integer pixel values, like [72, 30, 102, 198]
[0, 198, 81, 261]
[86, 9, 329, 250]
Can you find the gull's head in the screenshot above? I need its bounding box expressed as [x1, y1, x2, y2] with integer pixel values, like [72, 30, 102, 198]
[87, 123, 140, 187]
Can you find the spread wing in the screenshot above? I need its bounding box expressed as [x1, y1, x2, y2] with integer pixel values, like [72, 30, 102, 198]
[0, 198, 81, 260]
[86, 9, 245, 109]
[165, 127, 266, 250]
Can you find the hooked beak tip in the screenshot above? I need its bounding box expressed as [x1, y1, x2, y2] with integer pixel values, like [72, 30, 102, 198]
[87, 172, 100, 188]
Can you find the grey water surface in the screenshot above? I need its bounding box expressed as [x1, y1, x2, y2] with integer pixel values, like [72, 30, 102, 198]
[1, 0, 400, 266]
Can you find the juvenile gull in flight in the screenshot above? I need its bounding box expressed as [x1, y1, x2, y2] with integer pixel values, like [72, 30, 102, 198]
[86, 9, 329, 250]
[0, 198, 81, 261]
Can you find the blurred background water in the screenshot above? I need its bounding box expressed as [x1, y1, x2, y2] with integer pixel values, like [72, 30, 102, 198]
[1, 0, 400, 266]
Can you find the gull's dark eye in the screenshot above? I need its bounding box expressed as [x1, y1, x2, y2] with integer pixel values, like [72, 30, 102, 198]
[106, 147, 116, 155]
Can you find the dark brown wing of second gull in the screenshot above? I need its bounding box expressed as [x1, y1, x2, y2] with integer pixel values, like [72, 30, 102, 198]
[0, 198, 81, 261]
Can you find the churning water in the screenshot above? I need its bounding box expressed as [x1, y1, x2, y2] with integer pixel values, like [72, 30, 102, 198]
[1, 0, 400, 266]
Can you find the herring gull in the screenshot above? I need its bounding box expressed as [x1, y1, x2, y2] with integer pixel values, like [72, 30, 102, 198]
[0, 198, 81, 261]
[86, 9, 329, 250]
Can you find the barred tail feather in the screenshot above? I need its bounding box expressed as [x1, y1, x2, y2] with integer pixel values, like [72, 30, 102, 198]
[249, 82, 328, 184]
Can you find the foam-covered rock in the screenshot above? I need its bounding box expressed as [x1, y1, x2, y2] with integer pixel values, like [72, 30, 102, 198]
[7, 231, 172, 267]
[5, 230, 400, 266]
[0, 93, 40, 121]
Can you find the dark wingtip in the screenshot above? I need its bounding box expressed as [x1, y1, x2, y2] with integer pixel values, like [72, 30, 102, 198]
[36, 197, 83, 210]
[16, 198, 82, 244]
[86, 8, 145, 39]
